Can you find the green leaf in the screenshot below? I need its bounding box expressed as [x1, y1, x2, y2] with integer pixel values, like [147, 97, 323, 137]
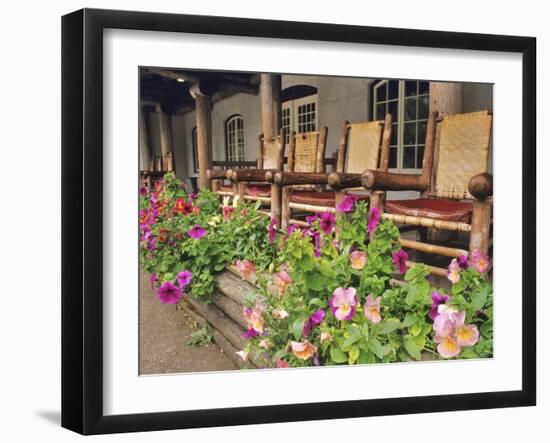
[369, 337, 391, 359]
[403, 335, 422, 360]
[348, 345, 360, 363]
[402, 313, 418, 328]
[291, 318, 306, 341]
[309, 298, 327, 308]
[330, 345, 348, 363]
[379, 319, 401, 334]
[410, 323, 422, 337]
[471, 285, 489, 312]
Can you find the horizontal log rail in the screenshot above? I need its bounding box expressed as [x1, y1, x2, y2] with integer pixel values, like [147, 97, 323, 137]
[400, 238, 468, 258]
[382, 213, 471, 232]
[288, 202, 336, 213]
[327, 172, 362, 190]
[273, 171, 331, 186]
[361, 169, 429, 192]
[232, 168, 277, 182]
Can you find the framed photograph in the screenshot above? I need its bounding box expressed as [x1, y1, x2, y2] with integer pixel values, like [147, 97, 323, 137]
[62, 8, 536, 435]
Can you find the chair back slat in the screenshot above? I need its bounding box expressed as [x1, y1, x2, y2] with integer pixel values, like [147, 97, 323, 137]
[434, 111, 492, 199]
[345, 121, 384, 174]
[294, 132, 321, 172]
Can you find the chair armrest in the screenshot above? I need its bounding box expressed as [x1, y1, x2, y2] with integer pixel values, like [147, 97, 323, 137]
[206, 169, 229, 181]
[361, 170, 429, 192]
[273, 171, 331, 186]
[468, 172, 493, 200]
[327, 172, 362, 190]
[232, 169, 277, 183]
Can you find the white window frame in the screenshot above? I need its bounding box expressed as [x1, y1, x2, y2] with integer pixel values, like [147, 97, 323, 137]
[225, 115, 245, 162]
[282, 94, 319, 143]
[373, 80, 429, 174]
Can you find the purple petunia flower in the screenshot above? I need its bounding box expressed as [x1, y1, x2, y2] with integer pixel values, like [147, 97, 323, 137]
[367, 207, 380, 234]
[303, 309, 325, 337]
[177, 270, 192, 288]
[457, 255, 470, 270]
[287, 224, 300, 236]
[429, 291, 449, 321]
[393, 249, 408, 274]
[139, 186, 148, 196]
[312, 231, 322, 257]
[187, 225, 206, 239]
[156, 281, 183, 304]
[320, 211, 336, 235]
[269, 218, 277, 243]
[242, 328, 260, 340]
[188, 192, 197, 200]
[336, 194, 358, 213]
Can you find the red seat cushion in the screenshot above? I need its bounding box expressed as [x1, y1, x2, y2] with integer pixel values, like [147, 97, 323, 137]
[290, 191, 335, 207]
[246, 184, 271, 197]
[385, 198, 473, 222]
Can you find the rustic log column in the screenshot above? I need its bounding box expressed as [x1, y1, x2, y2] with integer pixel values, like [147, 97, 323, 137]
[191, 86, 213, 190]
[260, 74, 281, 139]
[139, 106, 151, 171]
[469, 200, 492, 255]
[156, 104, 173, 157]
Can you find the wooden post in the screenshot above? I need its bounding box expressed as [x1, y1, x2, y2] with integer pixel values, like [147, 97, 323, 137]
[191, 88, 213, 190]
[260, 74, 281, 139]
[281, 188, 291, 230]
[139, 106, 151, 171]
[156, 104, 173, 157]
[469, 200, 492, 255]
[369, 191, 385, 242]
[271, 183, 282, 225]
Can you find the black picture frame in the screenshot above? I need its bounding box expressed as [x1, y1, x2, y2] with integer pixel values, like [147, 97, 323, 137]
[61, 8, 537, 435]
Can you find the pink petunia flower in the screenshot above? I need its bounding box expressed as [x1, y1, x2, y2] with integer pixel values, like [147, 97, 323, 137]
[275, 356, 290, 368]
[243, 304, 264, 334]
[329, 287, 358, 321]
[336, 194, 358, 213]
[367, 207, 380, 234]
[392, 249, 408, 274]
[447, 258, 461, 284]
[470, 249, 490, 273]
[176, 270, 192, 288]
[187, 225, 206, 239]
[303, 309, 325, 337]
[156, 281, 183, 304]
[433, 306, 479, 358]
[350, 250, 367, 270]
[273, 309, 289, 320]
[222, 206, 235, 221]
[236, 259, 256, 281]
[273, 270, 292, 296]
[320, 211, 336, 235]
[269, 218, 278, 243]
[364, 294, 382, 324]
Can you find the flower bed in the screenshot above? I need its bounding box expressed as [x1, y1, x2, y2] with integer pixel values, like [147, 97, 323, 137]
[140, 173, 493, 368]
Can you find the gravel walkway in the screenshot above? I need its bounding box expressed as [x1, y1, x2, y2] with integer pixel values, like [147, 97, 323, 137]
[139, 271, 237, 374]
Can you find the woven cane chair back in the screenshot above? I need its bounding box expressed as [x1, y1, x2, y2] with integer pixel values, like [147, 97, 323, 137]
[345, 121, 384, 174]
[293, 131, 324, 173]
[262, 137, 282, 170]
[434, 111, 492, 199]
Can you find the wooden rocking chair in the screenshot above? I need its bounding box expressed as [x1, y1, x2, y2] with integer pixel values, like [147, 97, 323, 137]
[361, 110, 493, 276]
[225, 128, 287, 217]
[272, 115, 393, 229]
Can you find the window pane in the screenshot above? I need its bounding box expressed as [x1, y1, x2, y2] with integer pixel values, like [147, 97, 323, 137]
[405, 81, 417, 97]
[418, 95, 429, 119]
[376, 103, 385, 119]
[389, 146, 398, 169]
[388, 100, 398, 120]
[419, 81, 430, 95]
[376, 83, 387, 102]
[416, 145, 425, 168]
[404, 122, 416, 145]
[417, 121, 427, 144]
[404, 97, 417, 121]
[388, 81, 399, 100]
[403, 146, 416, 169]
[391, 123, 398, 145]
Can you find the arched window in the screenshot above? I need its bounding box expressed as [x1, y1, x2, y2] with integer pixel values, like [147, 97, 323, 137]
[372, 80, 430, 172]
[191, 127, 199, 173]
[225, 115, 245, 162]
[281, 85, 318, 143]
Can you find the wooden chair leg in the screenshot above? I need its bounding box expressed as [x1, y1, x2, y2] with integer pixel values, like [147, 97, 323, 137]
[238, 182, 246, 203]
[211, 179, 219, 193]
[281, 187, 291, 230]
[469, 199, 492, 255]
[335, 190, 345, 208]
[269, 183, 282, 225]
[369, 191, 385, 242]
